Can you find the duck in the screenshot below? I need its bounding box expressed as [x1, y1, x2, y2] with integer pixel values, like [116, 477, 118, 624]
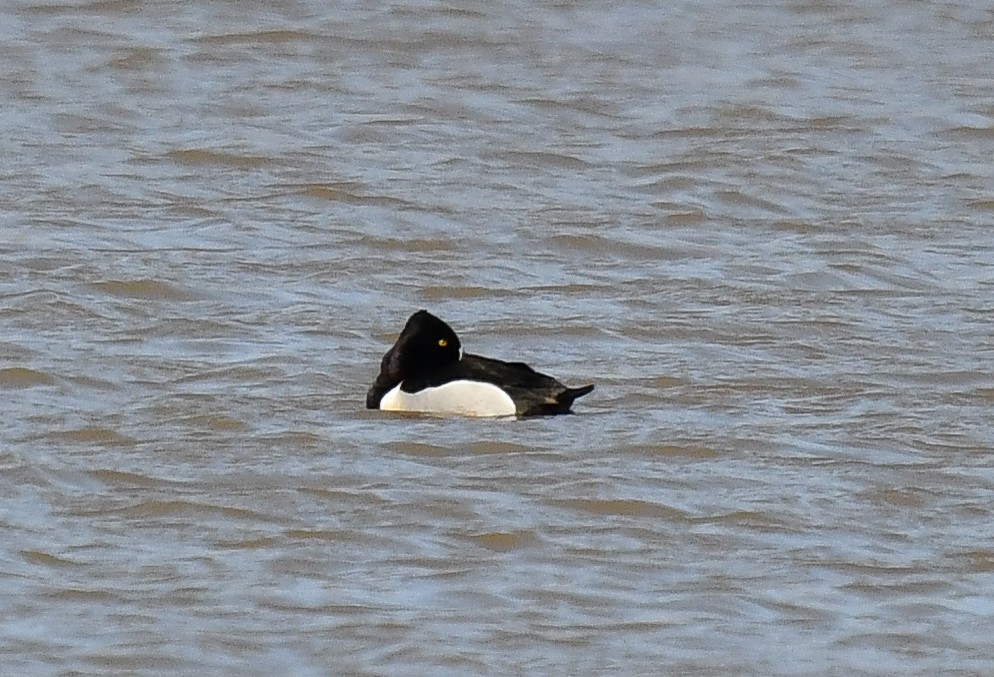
[365, 310, 594, 417]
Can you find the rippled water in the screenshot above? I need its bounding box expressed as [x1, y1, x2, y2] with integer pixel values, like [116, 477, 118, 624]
[3, 0, 994, 674]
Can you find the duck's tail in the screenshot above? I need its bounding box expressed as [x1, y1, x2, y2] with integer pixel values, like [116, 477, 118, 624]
[519, 383, 595, 416]
[556, 384, 595, 408]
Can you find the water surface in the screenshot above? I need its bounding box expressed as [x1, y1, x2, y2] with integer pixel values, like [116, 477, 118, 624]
[3, 0, 994, 674]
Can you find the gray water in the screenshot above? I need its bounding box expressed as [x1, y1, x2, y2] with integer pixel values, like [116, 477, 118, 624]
[3, 0, 994, 674]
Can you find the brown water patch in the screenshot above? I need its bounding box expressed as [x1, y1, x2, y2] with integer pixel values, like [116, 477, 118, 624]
[49, 426, 137, 447]
[715, 189, 790, 214]
[173, 366, 276, 385]
[470, 531, 538, 552]
[629, 443, 718, 459]
[216, 536, 282, 549]
[258, 431, 322, 447]
[966, 199, 994, 212]
[943, 125, 994, 139]
[857, 487, 929, 508]
[665, 210, 708, 225]
[167, 149, 272, 169]
[646, 376, 686, 389]
[976, 388, 994, 402]
[182, 414, 247, 432]
[297, 488, 386, 504]
[690, 511, 795, 532]
[354, 235, 457, 252]
[301, 183, 415, 208]
[387, 441, 452, 457]
[191, 29, 317, 45]
[0, 367, 55, 388]
[498, 151, 590, 170]
[286, 529, 352, 541]
[552, 498, 688, 520]
[109, 47, 164, 70]
[42, 588, 117, 602]
[840, 579, 952, 598]
[956, 550, 994, 573]
[92, 279, 198, 300]
[422, 285, 520, 300]
[466, 440, 531, 454]
[104, 500, 273, 522]
[89, 469, 182, 488]
[545, 233, 682, 260]
[21, 550, 78, 568]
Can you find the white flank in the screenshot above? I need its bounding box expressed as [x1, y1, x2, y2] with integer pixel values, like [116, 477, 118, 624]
[380, 380, 516, 417]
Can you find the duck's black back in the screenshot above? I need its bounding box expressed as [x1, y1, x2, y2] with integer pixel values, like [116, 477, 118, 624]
[402, 353, 594, 416]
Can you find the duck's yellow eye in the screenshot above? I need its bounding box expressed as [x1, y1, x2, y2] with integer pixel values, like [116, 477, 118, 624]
[438, 338, 448, 348]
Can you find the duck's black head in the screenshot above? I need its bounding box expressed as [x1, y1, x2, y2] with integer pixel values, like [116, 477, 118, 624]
[366, 310, 462, 408]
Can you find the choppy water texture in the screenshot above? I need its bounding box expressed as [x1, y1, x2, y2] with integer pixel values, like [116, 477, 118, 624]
[3, 0, 994, 674]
